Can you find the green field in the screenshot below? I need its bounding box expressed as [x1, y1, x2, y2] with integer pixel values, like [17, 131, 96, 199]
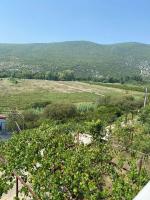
[0, 79, 144, 111]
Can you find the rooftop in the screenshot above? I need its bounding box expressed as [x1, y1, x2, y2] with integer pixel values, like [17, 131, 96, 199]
[0, 115, 6, 119]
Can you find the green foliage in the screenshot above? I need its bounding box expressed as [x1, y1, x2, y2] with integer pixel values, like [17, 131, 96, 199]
[118, 95, 135, 111]
[138, 105, 150, 141]
[22, 110, 40, 129]
[117, 95, 143, 122]
[0, 125, 112, 199]
[0, 77, 150, 199]
[90, 82, 147, 92]
[86, 120, 105, 140]
[7, 109, 40, 131]
[139, 105, 150, 125]
[98, 105, 122, 123]
[9, 77, 18, 84]
[133, 134, 150, 154]
[112, 160, 149, 200]
[58, 70, 75, 81]
[96, 95, 112, 106]
[0, 41, 149, 81]
[31, 101, 52, 109]
[44, 103, 77, 121]
[0, 90, 98, 112]
[115, 124, 135, 150]
[76, 102, 96, 113]
[0, 123, 149, 199]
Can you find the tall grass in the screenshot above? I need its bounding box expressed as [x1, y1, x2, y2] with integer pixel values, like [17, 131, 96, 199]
[76, 102, 96, 112]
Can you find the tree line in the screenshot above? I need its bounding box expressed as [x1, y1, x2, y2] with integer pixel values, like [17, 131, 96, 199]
[0, 69, 144, 83]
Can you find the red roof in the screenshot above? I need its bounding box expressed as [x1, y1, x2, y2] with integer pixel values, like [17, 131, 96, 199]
[0, 115, 6, 119]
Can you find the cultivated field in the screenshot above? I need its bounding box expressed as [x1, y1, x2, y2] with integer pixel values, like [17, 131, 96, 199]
[0, 79, 144, 111]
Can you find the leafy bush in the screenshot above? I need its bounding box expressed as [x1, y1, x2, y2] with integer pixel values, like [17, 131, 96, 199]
[23, 110, 40, 129]
[31, 101, 51, 109]
[139, 105, 150, 125]
[44, 103, 77, 121]
[116, 95, 143, 121]
[86, 119, 105, 140]
[98, 105, 122, 123]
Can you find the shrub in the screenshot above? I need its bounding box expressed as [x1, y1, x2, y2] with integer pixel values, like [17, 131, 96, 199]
[23, 110, 40, 129]
[139, 105, 150, 125]
[98, 105, 122, 123]
[31, 101, 51, 109]
[86, 119, 105, 140]
[116, 95, 143, 121]
[44, 103, 77, 121]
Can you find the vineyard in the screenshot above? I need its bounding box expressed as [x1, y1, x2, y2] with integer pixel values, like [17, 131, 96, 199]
[0, 79, 150, 199]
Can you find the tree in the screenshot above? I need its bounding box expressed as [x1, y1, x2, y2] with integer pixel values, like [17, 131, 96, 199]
[58, 70, 75, 81]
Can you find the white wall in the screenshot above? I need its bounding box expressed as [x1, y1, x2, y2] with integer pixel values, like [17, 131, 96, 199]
[133, 181, 150, 200]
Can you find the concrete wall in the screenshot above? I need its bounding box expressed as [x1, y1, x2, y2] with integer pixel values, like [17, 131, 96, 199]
[133, 181, 150, 200]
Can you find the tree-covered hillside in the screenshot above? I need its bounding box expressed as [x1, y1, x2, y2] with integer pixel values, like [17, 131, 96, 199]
[0, 41, 150, 80]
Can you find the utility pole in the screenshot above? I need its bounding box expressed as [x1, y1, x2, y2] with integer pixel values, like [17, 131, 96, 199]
[16, 176, 19, 198]
[144, 87, 148, 108]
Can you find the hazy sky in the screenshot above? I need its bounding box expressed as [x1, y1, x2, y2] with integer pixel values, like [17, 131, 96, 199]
[0, 0, 149, 44]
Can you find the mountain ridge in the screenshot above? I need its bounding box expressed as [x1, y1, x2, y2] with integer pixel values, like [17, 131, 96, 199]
[0, 41, 150, 80]
[0, 41, 149, 45]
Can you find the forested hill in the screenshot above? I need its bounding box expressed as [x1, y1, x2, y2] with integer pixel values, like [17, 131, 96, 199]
[0, 41, 150, 80]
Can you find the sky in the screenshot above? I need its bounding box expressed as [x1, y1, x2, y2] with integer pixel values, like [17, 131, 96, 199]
[0, 0, 150, 44]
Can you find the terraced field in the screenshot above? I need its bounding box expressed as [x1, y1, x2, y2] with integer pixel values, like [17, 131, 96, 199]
[0, 79, 144, 111]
